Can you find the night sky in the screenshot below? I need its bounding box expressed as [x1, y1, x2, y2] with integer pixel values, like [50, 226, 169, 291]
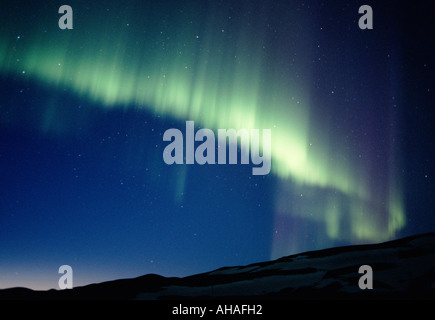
[0, 0, 434, 290]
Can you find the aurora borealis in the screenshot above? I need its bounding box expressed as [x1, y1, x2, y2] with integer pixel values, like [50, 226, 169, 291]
[1, 1, 434, 290]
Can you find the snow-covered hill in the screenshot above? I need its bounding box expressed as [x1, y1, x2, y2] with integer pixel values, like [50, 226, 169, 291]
[1, 232, 435, 299]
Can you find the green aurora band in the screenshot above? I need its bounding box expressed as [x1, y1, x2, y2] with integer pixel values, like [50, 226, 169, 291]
[0, 1, 405, 257]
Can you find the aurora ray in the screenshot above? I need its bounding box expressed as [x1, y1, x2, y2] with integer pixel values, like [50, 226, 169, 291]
[0, 0, 405, 268]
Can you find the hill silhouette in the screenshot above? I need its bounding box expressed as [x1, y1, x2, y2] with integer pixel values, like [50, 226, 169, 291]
[1, 232, 434, 300]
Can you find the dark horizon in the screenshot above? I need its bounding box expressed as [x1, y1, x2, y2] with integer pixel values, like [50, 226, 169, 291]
[0, 0, 434, 291]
